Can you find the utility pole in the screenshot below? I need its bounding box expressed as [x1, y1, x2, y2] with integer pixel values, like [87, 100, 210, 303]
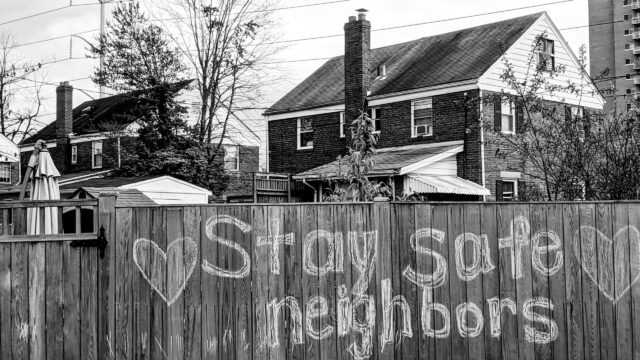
[98, 0, 112, 99]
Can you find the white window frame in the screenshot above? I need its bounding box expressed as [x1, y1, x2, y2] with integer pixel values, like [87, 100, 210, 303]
[369, 107, 381, 134]
[71, 145, 77, 164]
[411, 98, 433, 137]
[537, 38, 555, 72]
[571, 106, 584, 118]
[0, 163, 10, 184]
[297, 117, 313, 150]
[501, 179, 518, 201]
[501, 101, 516, 134]
[339, 112, 345, 138]
[625, 43, 632, 50]
[223, 145, 240, 172]
[92, 141, 103, 169]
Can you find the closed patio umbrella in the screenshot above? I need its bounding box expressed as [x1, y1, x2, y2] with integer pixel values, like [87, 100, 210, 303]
[20, 140, 61, 235]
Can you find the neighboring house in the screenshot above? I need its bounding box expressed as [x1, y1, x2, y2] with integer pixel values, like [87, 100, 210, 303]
[18, 80, 258, 202]
[0, 134, 20, 190]
[265, 11, 604, 201]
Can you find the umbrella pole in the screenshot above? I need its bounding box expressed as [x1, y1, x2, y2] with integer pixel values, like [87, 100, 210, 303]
[19, 140, 45, 201]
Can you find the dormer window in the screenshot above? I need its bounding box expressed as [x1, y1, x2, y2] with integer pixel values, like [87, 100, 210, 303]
[377, 64, 386, 77]
[537, 38, 555, 72]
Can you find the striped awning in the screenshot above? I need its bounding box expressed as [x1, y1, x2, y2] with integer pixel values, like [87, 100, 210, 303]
[405, 175, 490, 196]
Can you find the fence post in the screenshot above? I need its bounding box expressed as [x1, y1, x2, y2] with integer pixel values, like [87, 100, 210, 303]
[288, 173, 292, 203]
[253, 172, 258, 203]
[96, 193, 117, 360]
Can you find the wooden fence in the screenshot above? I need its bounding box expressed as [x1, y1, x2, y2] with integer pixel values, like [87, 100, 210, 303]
[2, 199, 640, 359]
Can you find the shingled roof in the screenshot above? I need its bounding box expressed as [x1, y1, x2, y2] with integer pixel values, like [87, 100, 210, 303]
[265, 12, 542, 116]
[21, 79, 193, 145]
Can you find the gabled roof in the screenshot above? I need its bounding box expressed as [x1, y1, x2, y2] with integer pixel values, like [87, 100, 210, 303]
[265, 12, 543, 116]
[21, 79, 194, 145]
[294, 141, 463, 179]
[71, 187, 157, 207]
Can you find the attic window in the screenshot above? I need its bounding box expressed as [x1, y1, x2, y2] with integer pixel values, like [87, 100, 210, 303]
[537, 38, 555, 72]
[377, 64, 386, 77]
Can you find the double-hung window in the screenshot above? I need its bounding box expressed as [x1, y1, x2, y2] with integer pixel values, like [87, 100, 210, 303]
[339, 112, 345, 138]
[367, 108, 382, 133]
[412, 98, 433, 137]
[223, 145, 240, 171]
[92, 141, 103, 169]
[501, 101, 516, 134]
[537, 38, 555, 72]
[71, 145, 78, 164]
[501, 180, 517, 201]
[297, 117, 313, 150]
[0, 163, 10, 183]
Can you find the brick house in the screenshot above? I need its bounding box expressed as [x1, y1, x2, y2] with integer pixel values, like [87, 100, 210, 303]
[18, 80, 259, 201]
[265, 11, 604, 201]
[0, 134, 20, 191]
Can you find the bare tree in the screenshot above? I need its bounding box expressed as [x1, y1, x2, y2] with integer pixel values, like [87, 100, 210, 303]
[0, 31, 45, 142]
[157, 0, 281, 152]
[486, 37, 640, 200]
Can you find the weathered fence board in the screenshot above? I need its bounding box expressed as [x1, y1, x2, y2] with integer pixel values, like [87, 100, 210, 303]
[2, 200, 640, 360]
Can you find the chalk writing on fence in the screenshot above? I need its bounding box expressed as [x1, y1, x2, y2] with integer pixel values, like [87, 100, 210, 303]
[573, 225, 640, 304]
[132, 237, 198, 305]
[131, 212, 640, 359]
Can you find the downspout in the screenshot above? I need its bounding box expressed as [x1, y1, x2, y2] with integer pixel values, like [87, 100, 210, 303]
[479, 89, 487, 201]
[302, 179, 318, 202]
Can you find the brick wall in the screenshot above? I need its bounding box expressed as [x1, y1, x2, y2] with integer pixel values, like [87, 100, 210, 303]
[481, 91, 564, 200]
[268, 90, 482, 183]
[20, 137, 123, 176]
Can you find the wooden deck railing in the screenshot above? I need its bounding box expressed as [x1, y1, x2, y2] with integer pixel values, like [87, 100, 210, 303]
[0, 199, 99, 242]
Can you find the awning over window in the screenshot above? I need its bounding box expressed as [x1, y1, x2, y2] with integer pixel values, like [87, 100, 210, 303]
[405, 175, 490, 196]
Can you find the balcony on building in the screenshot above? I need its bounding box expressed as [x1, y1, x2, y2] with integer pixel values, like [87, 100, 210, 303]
[634, 30, 640, 40]
[633, 16, 640, 26]
[633, 0, 640, 10]
[635, 59, 640, 70]
[634, 75, 640, 84]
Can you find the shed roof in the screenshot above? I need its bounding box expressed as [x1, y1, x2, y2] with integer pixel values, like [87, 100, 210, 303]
[294, 142, 463, 179]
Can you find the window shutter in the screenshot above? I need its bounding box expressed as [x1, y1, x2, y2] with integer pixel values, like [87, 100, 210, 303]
[495, 180, 504, 201]
[494, 96, 502, 132]
[515, 102, 524, 134]
[564, 106, 572, 122]
[518, 180, 527, 201]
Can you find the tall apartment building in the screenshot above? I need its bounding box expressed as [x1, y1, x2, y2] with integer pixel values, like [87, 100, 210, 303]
[589, 0, 640, 114]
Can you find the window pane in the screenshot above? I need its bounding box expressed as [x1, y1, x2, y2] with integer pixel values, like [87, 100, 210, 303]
[502, 181, 515, 200]
[300, 117, 312, 132]
[300, 132, 313, 148]
[502, 114, 514, 132]
[414, 98, 432, 109]
[415, 115, 432, 126]
[414, 107, 432, 119]
[0, 163, 10, 183]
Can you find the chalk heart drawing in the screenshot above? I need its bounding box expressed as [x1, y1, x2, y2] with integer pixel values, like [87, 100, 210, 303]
[573, 225, 640, 304]
[133, 237, 198, 306]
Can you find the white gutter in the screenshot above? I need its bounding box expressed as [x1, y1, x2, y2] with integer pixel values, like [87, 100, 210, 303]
[479, 89, 486, 201]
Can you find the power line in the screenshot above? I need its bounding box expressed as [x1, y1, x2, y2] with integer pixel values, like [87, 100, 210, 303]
[0, 0, 133, 27]
[13, 29, 99, 49]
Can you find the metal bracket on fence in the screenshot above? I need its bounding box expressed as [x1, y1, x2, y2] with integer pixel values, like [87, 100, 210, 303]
[70, 226, 108, 259]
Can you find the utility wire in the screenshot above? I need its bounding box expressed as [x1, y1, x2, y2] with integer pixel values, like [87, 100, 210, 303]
[0, 0, 132, 27]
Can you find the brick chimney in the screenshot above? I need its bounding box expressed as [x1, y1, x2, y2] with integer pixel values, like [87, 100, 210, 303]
[55, 81, 73, 172]
[344, 9, 371, 129]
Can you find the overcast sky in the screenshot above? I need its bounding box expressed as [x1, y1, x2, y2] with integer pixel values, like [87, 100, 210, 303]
[1, 0, 590, 135]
